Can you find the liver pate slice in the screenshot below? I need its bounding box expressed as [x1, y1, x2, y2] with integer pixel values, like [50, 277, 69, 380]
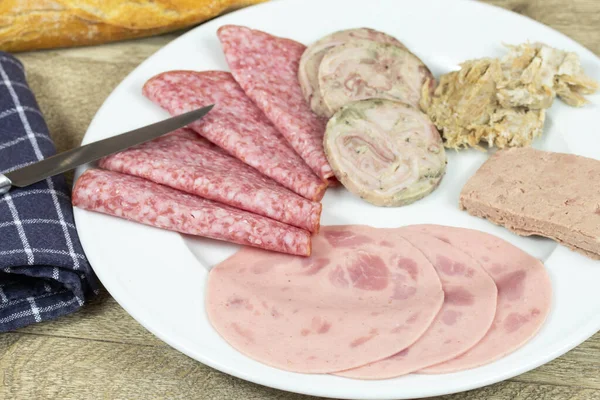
[460, 147, 600, 259]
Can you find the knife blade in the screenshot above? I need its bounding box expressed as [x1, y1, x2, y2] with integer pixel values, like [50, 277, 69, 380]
[0, 105, 214, 195]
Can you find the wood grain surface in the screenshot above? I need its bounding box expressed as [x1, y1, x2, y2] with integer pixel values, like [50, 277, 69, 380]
[2, 1, 600, 399]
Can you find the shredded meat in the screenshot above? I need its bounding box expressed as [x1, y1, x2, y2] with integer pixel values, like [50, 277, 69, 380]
[421, 42, 598, 150]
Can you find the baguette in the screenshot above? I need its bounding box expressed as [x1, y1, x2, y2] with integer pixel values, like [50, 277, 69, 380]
[0, 0, 267, 52]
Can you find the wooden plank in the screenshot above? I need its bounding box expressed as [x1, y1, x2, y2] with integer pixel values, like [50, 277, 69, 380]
[0, 333, 312, 400]
[2, 333, 599, 400]
[43, 33, 182, 63]
[16, 55, 142, 153]
[514, 331, 600, 389]
[432, 381, 600, 400]
[486, 0, 600, 55]
[14, 289, 164, 347]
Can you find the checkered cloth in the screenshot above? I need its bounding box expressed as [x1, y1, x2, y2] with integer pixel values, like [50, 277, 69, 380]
[0, 52, 98, 332]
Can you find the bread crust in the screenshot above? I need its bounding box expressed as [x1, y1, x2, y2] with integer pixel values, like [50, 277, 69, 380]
[0, 0, 266, 52]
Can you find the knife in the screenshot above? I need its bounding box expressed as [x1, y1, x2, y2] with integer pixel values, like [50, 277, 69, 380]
[0, 105, 214, 195]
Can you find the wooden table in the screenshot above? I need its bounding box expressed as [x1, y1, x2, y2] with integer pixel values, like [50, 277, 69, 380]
[2, 1, 599, 398]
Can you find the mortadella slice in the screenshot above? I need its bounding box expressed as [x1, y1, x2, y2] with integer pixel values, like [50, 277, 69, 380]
[217, 25, 334, 182]
[99, 129, 322, 233]
[337, 230, 497, 379]
[73, 169, 312, 256]
[206, 225, 444, 373]
[408, 224, 552, 373]
[299, 28, 408, 117]
[143, 70, 327, 201]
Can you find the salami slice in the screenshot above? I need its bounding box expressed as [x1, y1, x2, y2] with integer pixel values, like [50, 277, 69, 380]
[206, 225, 444, 373]
[408, 225, 552, 373]
[143, 70, 326, 201]
[336, 229, 497, 379]
[99, 129, 322, 233]
[299, 28, 408, 117]
[217, 25, 334, 182]
[73, 169, 312, 256]
[318, 40, 434, 117]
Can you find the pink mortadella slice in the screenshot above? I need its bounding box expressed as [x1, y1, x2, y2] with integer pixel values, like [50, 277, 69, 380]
[206, 225, 444, 373]
[336, 230, 497, 379]
[217, 25, 334, 182]
[99, 129, 322, 233]
[142, 70, 327, 201]
[408, 224, 552, 373]
[72, 169, 312, 256]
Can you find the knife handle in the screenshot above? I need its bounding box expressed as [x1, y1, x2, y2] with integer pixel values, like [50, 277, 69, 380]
[0, 174, 12, 195]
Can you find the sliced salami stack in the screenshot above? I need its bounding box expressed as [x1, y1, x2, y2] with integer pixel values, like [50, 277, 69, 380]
[99, 128, 322, 233]
[74, 65, 333, 255]
[143, 70, 327, 201]
[217, 25, 335, 183]
[73, 169, 312, 256]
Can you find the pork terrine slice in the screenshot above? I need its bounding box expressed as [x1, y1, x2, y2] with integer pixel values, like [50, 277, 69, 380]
[460, 147, 600, 259]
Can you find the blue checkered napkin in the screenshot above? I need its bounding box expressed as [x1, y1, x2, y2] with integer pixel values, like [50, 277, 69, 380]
[0, 52, 99, 332]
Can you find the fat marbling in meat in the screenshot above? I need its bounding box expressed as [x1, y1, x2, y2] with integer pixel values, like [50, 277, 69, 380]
[143, 70, 327, 201]
[99, 129, 322, 233]
[217, 25, 334, 182]
[72, 169, 312, 256]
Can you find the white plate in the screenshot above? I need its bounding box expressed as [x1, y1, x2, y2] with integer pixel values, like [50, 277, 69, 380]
[74, 0, 600, 398]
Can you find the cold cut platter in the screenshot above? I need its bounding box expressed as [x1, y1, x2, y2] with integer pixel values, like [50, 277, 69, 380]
[73, 0, 600, 398]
